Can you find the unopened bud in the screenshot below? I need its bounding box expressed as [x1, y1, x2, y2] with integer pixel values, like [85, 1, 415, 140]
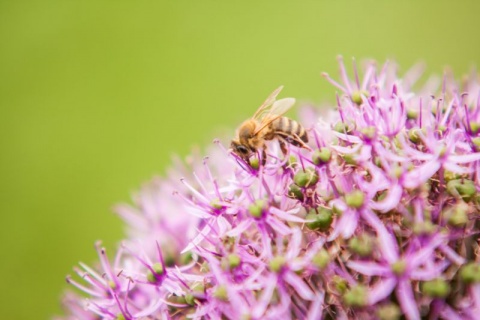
[376, 303, 401, 320]
[269, 256, 286, 273]
[460, 263, 480, 284]
[349, 234, 374, 256]
[287, 183, 304, 201]
[422, 279, 450, 298]
[306, 208, 333, 231]
[248, 200, 266, 218]
[311, 249, 330, 269]
[345, 190, 365, 208]
[294, 168, 319, 188]
[343, 285, 368, 307]
[312, 148, 331, 165]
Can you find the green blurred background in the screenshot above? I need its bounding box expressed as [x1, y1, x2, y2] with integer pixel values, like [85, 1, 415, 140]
[1, 1, 480, 318]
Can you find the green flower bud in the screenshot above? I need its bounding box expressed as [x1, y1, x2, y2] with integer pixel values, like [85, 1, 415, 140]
[447, 179, 476, 201]
[472, 137, 480, 151]
[408, 128, 421, 144]
[312, 147, 332, 165]
[459, 263, 480, 284]
[311, 249, 330, 269]
[227, 253, 241, 269]
[360, 126, 376, 140]
[185, 293, 195, 306]
[306, 208, 333, 231]
[248, 200, 265, 218]
[287, 155, 298, 168]
[390, 164, 403, 179]
[167, 295, 187, 304]
[470, 121, 480, 134]
[332, 203, 344, 215]
[422, 279, 450, 298]
[349, 234, 374, 256]
[294, 168, 319, 188]
[413, 221, 436, 235]
[147, 262, 164, 283]
[213, 285, 229, 301]
[108, 280, 117, 290]
[351, 91, 364, 105]
[334, 122, 353, 134]
[269, 256, 286, 273]
[376, 303, 401, 320]
[180, 251, 193, 265]
[438, 144, 448, 157]
[343, 285, 368, 307]
[447, 203, 469, 227]
[249, 157, 259, 170]
[287, 183, 304, 201]
[443, 170, 460, 182]
[407, 109, 418, 120]
[345, 190, 365, 208]
[210, 198, 223, 210]
[343, 153, 357, 165]
[391, 260, 407, 276]
[162, 248, 176, 267]
[333, 276, 348, 294]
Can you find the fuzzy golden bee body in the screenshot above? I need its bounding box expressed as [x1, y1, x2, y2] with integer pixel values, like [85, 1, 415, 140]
[230, 86, 309, 165]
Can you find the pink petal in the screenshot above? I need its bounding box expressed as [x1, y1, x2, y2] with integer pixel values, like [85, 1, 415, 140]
[284, 272, 315, 300]
[347, 261, 390, 276]
[307, 293, 325, 320]
[449, 152, 480, 163]
[361, 209, 399, 263]
[396, 280, 420, 320]
[368, 277, 397, 305]
[370, 183, 403, 213]
[403, 160, 441, 189]
[225, 219, 253, 237]
[266, 216, 293, 236]
[270, 207, 306, 223]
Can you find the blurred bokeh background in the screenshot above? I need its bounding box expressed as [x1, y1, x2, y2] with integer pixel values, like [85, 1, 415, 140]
[1, 1, 480, 318]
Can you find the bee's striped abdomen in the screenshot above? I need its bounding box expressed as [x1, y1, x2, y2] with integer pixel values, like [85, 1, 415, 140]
[272, 117, 308, 147]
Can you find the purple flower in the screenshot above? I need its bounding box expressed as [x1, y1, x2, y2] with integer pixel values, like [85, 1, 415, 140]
[59, 58, 480, 320]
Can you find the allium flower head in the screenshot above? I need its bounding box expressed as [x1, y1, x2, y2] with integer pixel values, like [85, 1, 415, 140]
[59, 57, 480, 320]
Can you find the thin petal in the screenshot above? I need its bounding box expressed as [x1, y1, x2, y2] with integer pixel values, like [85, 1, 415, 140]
[403, 160, 441, 189]
[368, 277, 397, 304]
[396, 280, 420, 320]
[225, 219, 253, 237]
[283, 272, 315, 300]
[270, 207, 306, 223]
[409, 235, 444, 269]
[449, 152, 480, 163]
[347, 261, 390, 276]
[306, 293, 325, 320]
[266, 216, 293, 236]
[370, 184, 403, 213]
[361, 209, 399, 262]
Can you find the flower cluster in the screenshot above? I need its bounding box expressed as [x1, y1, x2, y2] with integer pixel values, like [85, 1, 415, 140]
[59, 58, 480, 320]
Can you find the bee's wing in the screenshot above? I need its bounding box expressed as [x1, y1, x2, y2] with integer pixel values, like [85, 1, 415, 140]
[253, 97, 296, 135]
[252, 86, 284, 120]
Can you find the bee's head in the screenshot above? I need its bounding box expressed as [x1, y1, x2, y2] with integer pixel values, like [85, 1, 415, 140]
[230, 140, 250, 158]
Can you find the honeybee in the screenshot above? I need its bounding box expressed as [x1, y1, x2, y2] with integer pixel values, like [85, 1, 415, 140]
[230, 86, 310, 165]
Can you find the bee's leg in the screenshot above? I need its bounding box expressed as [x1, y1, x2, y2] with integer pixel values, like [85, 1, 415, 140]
[292, 133, 312, 151]
[261, 146, 267, 166]
[279, 139, 288, 155]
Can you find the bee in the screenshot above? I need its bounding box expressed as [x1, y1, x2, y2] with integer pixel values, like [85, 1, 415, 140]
[230, 86, 310, 165]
